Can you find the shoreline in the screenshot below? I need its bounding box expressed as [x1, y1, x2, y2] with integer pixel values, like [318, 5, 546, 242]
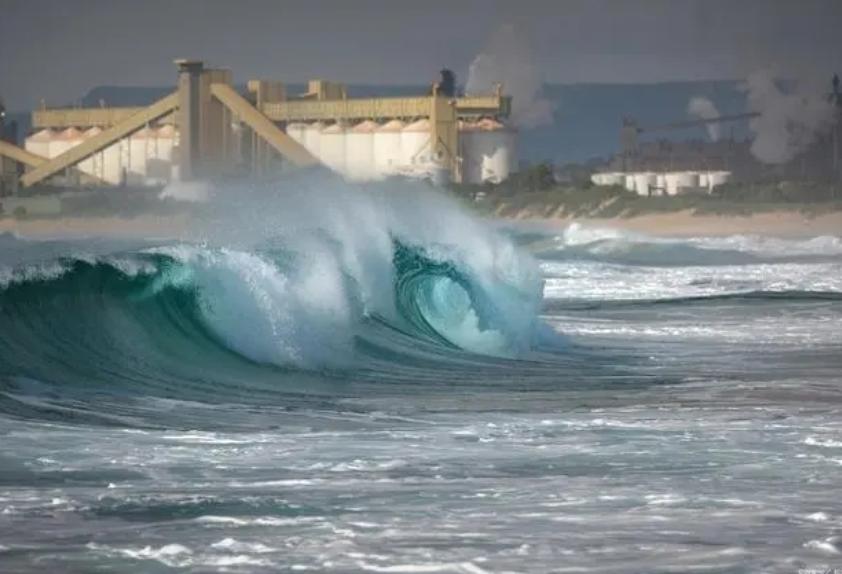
[502, 209, 842, 238]
[1, 208, 840, 241]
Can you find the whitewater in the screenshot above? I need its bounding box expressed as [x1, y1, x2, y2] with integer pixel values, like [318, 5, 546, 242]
[0, 180, 841, 573]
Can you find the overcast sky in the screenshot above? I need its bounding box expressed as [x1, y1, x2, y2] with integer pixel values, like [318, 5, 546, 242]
[1, 0, 840, 111]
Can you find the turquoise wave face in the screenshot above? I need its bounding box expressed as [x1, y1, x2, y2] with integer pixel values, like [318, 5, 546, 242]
[0, 236, 548, 417]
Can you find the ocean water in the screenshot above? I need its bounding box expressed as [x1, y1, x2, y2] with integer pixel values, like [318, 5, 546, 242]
[0, 183, 840, 573]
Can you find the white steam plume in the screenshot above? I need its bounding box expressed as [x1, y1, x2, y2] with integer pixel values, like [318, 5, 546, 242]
[687, 96, 722, 141]
[742, 70, 836, 164]
[465, 24, 554, 129]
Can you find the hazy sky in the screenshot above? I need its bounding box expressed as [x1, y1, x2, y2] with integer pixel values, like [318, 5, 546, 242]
[1, 0, 840, 111]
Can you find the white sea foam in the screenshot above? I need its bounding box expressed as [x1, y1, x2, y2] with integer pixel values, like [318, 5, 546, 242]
[141, 183, 545, 365]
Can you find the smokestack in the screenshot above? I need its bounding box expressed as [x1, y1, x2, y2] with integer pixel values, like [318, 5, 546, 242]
[438, 69, 456, 98]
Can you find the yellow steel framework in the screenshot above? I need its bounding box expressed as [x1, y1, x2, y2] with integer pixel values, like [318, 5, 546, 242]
[0, 140, 48, 168]
[33, 108, 176, 129]
[21, 92, 179, 188]
[11, 60, 511, 188]
[210, 84, 316, 166]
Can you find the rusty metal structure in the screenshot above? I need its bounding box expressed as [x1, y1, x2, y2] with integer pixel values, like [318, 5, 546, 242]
[0, 60, 512, 191]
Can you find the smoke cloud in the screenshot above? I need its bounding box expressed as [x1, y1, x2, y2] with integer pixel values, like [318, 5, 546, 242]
[742, 70, 836, 164]
[687, 97, 722, 141]
[465, 24, 554, 129]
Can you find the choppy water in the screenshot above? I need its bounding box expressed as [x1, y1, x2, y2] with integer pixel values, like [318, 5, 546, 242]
[1, 186, 841, 573]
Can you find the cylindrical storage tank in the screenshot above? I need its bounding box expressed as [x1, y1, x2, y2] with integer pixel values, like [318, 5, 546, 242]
[624, 173, 636, 193]
[674, 171, 699, 194]
[100, 138, 125, 185]
[128, 127, 152, 184]
[477, 118, 515, 183]
[655, 173, 666, 194]
[459, 121, 483, 184]
[51, 127, 83, 158]
[707, 171, 731, 192]
[401, 119, 431, 168]
[345, 120, 377, 181]
[286, 122, 307, 147]
[146, 125, 175, 184]
[590, 173, 604, 186]
[78, 126, 103, 180]
[373, 120, 404, 177]
[633, 172, 657, 196]
[319, 122, 346, 174]
[303, 121, 324, 160]
[601, 172, 625, 187]
[663, 173, 680, 196]
[25, 129, 53, 159]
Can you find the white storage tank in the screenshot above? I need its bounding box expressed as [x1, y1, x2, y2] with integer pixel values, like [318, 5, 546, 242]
[633, 172, 657, 196]
[707, 171, 731, 192]
[478, 118, 515, 184]
[373, 119, 404, 177]
[664, 171, 699, 195]
[655, 173, 666, 194]
[303, 121, 324, 160]
[401, 118, 431, 168]
[51, 127, 83, 158]
[25, 129, 53, 159]
[663, 173, 679, 196]
[677, 171, 699, 193]
[127, 127, 152, 184]
[602, 172, 625, 187]
[460, 119, 516, 184]
[319, 122, 347, 174]
[101, 138, 126, 185]
[78, 126, 103, 180]
[147, 124, 175, 184]
[459, 121, 483, 184]
[285, 122, 307, 147]
[345, 120, 377, 181]
[624, 173, 636, 193]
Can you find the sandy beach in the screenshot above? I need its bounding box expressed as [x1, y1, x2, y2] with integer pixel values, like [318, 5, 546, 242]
[3, 208, 840, 240]
[513, 209, 842, 238]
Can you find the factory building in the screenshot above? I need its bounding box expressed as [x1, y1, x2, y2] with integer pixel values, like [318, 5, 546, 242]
[0, 62, 517, 192]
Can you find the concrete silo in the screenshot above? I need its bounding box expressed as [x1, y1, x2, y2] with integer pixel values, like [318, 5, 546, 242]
[373, 119, 404, 177]
[51, 127, 83, 158]
[303, 121, 324, 160]
[285, 122, 307, 148]
[345, 120, 377, 181]
[477, 118, 516, 184]
[401, 118, 431, 172]
[127, 127, 153, 184]
[78, 127, 103, 180]
[319, 122, 347, 175]
[25, 129, 53, 159]
[146, 125, 175, 184]
[459, 121, 483, 184]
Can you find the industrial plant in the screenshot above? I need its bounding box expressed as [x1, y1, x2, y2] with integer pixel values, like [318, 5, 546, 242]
[590, 75, 842, 197]
[0, 61, 517, 196]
